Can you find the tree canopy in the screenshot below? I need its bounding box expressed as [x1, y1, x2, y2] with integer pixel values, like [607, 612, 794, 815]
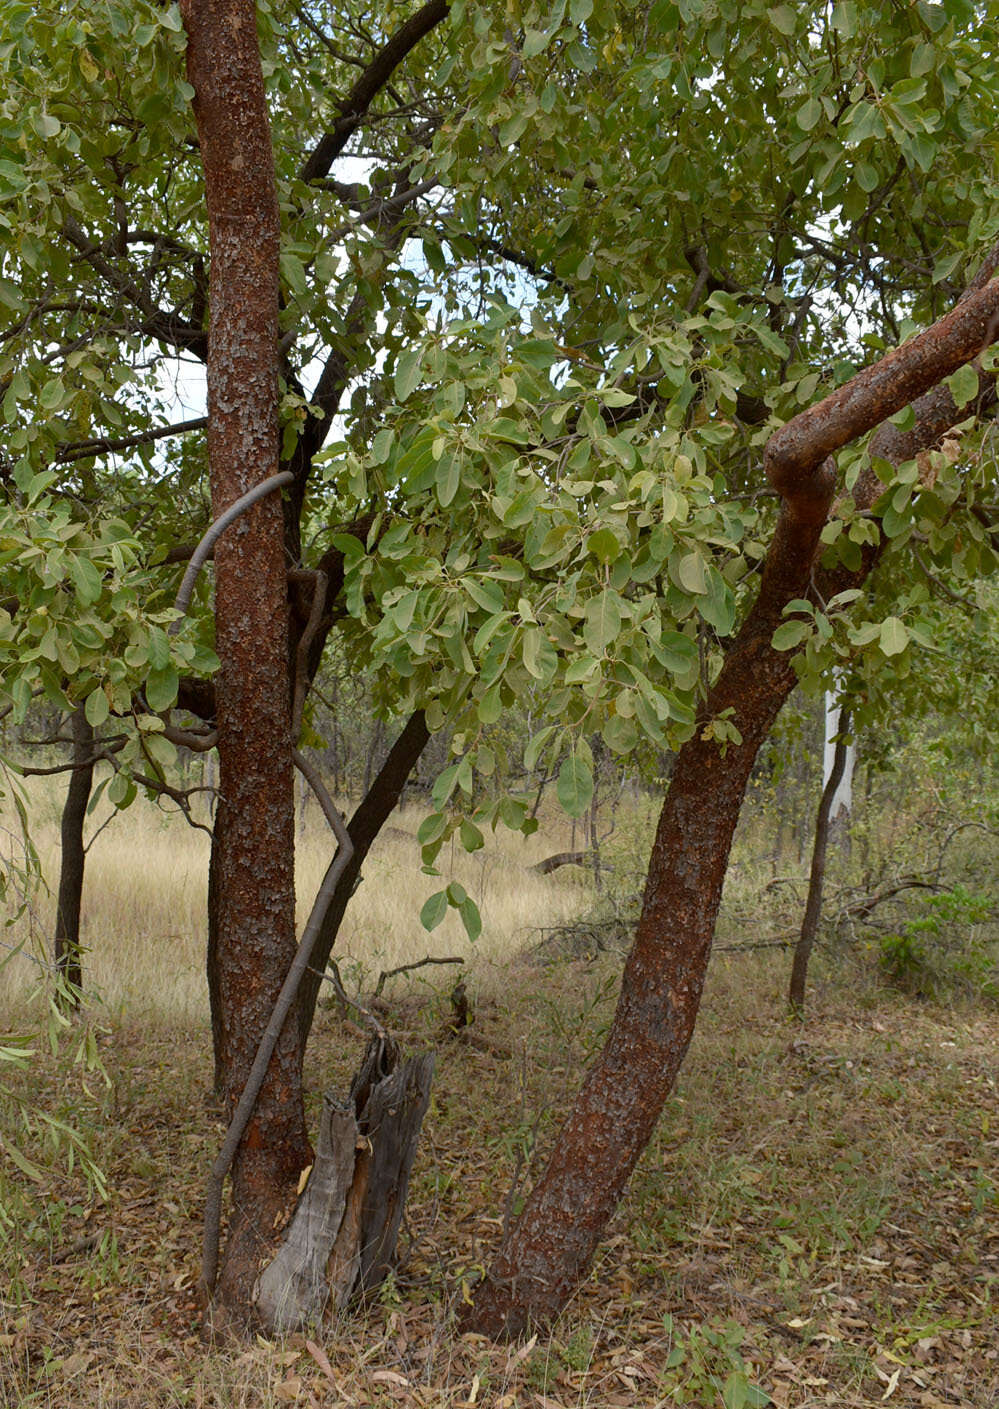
[2, 0, 999, 1335]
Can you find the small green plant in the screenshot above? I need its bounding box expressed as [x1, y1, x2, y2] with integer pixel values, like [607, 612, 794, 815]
[877, 887, 996, 1001]
[660, 1314, 771, 1408]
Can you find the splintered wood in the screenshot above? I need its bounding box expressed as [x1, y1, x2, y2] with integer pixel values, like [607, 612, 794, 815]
[254, 1041, 433, 1332]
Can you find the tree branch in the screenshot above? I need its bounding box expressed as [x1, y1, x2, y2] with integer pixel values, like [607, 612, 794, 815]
[56, 417, 208, 465]
[299, 0, 449, 182]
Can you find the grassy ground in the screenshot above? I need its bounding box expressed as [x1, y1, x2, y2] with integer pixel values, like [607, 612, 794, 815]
[1, 789, 997, 1408]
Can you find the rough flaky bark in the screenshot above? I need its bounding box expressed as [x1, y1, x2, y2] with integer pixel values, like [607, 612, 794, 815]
[53, 707, 95, 1005]
[180, 0, 306, 1321]
[788, 707, 852, 1016]
[467, 257, 999, 1338]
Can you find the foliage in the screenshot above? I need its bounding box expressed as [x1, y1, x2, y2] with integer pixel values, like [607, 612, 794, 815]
[0, 973, 109, 1304]
[877, 886, 996, 1001]
[3, 0, 998, 806]
[3, 0, 999, 1330]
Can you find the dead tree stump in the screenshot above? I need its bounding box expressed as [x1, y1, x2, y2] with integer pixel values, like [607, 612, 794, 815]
[254, 1037, 433, 1332]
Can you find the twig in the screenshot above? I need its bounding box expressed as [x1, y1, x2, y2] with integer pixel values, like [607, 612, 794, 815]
[373, 954, 464, 997]
[311, 957, 386, 1040]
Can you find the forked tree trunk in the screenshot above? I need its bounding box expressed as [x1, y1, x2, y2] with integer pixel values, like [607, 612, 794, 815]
[788, 708, 852, 1016]
[467, 249, 999, 1338]
[53, 707, 95, 1006]
[181, 0, 307, 1322]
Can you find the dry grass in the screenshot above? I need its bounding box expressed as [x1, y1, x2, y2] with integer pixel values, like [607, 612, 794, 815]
[1, 778, 588, 1025]
[2, 783, 998, 1408]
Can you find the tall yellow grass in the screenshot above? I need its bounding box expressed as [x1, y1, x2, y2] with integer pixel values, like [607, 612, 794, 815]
[1, 775, 587, 1027]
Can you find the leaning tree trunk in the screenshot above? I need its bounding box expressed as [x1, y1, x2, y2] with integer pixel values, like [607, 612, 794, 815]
[466, 249, 999, 1339]
[788, 707, 852, 1017]
[53, 706, 95, 1006]
[181, 0, 307, 1324]
[296, 709, 430, 1052]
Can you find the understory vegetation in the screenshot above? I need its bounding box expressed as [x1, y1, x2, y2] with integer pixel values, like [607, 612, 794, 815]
[2, 720, 996, 1408]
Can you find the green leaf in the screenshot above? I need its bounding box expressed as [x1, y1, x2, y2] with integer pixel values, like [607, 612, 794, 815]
[371, 428, 395, 464]
[0, 277, 25, 311]
[557, 753, 594, 818]
[525, 725, 557, 773]
[522, 626, 556, 681]
[879, 617, 909, 656]
[146, 625, 171, 671]
[796, 97, 822, 132]
[602, 712, 638, 754]
[477, 683, 503, 724]
[587, 527, 619, 564]
[106, 772, 136, 809]
[84, 687, 109, 727]
[39, 377, 67, 411]
[4, 1142, 46, 1182]
[420, 890, 448, 932]
[144, 665, 178, 711]
[417, 811, 448, 846]
[69, 555, 102, 605]
[772, 620, 811, 651]
[435, 453, 461, 507]
[458, 895, 481, 942]
[279, 252, 307, 296]
[768, 5, 796, 33]
[676, 551, 707, 595]
[583, 589, 623, 655]
[394, 347, 422, 403]
[947, 362, 979, 409]
[464, 577, 504, 614]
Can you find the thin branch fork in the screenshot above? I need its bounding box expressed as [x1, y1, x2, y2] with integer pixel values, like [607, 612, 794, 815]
[373, 954, 464, 997]
[299, 0, 449, 182]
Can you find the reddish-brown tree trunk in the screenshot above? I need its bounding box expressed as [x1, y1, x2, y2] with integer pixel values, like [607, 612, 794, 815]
[466, 562, 805, 1338]
[467, 257, 999, 1338]
[181, 0, 307, 1320]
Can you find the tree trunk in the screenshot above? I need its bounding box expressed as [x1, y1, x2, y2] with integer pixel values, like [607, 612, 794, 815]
[254, 1038, 434, 1333]
[181, 0, 306, 1323]
[788, 708, 852, 1016]
[467, 588, 802, 1338]
[296, 710, 430, 1051]
[53, 707, 95, 1006]
[466, 247, 999, 1339]
[823, 681, 855, 853]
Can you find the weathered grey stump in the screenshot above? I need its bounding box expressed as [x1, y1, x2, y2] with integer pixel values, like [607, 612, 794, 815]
[254, 1038, 434, 1332]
